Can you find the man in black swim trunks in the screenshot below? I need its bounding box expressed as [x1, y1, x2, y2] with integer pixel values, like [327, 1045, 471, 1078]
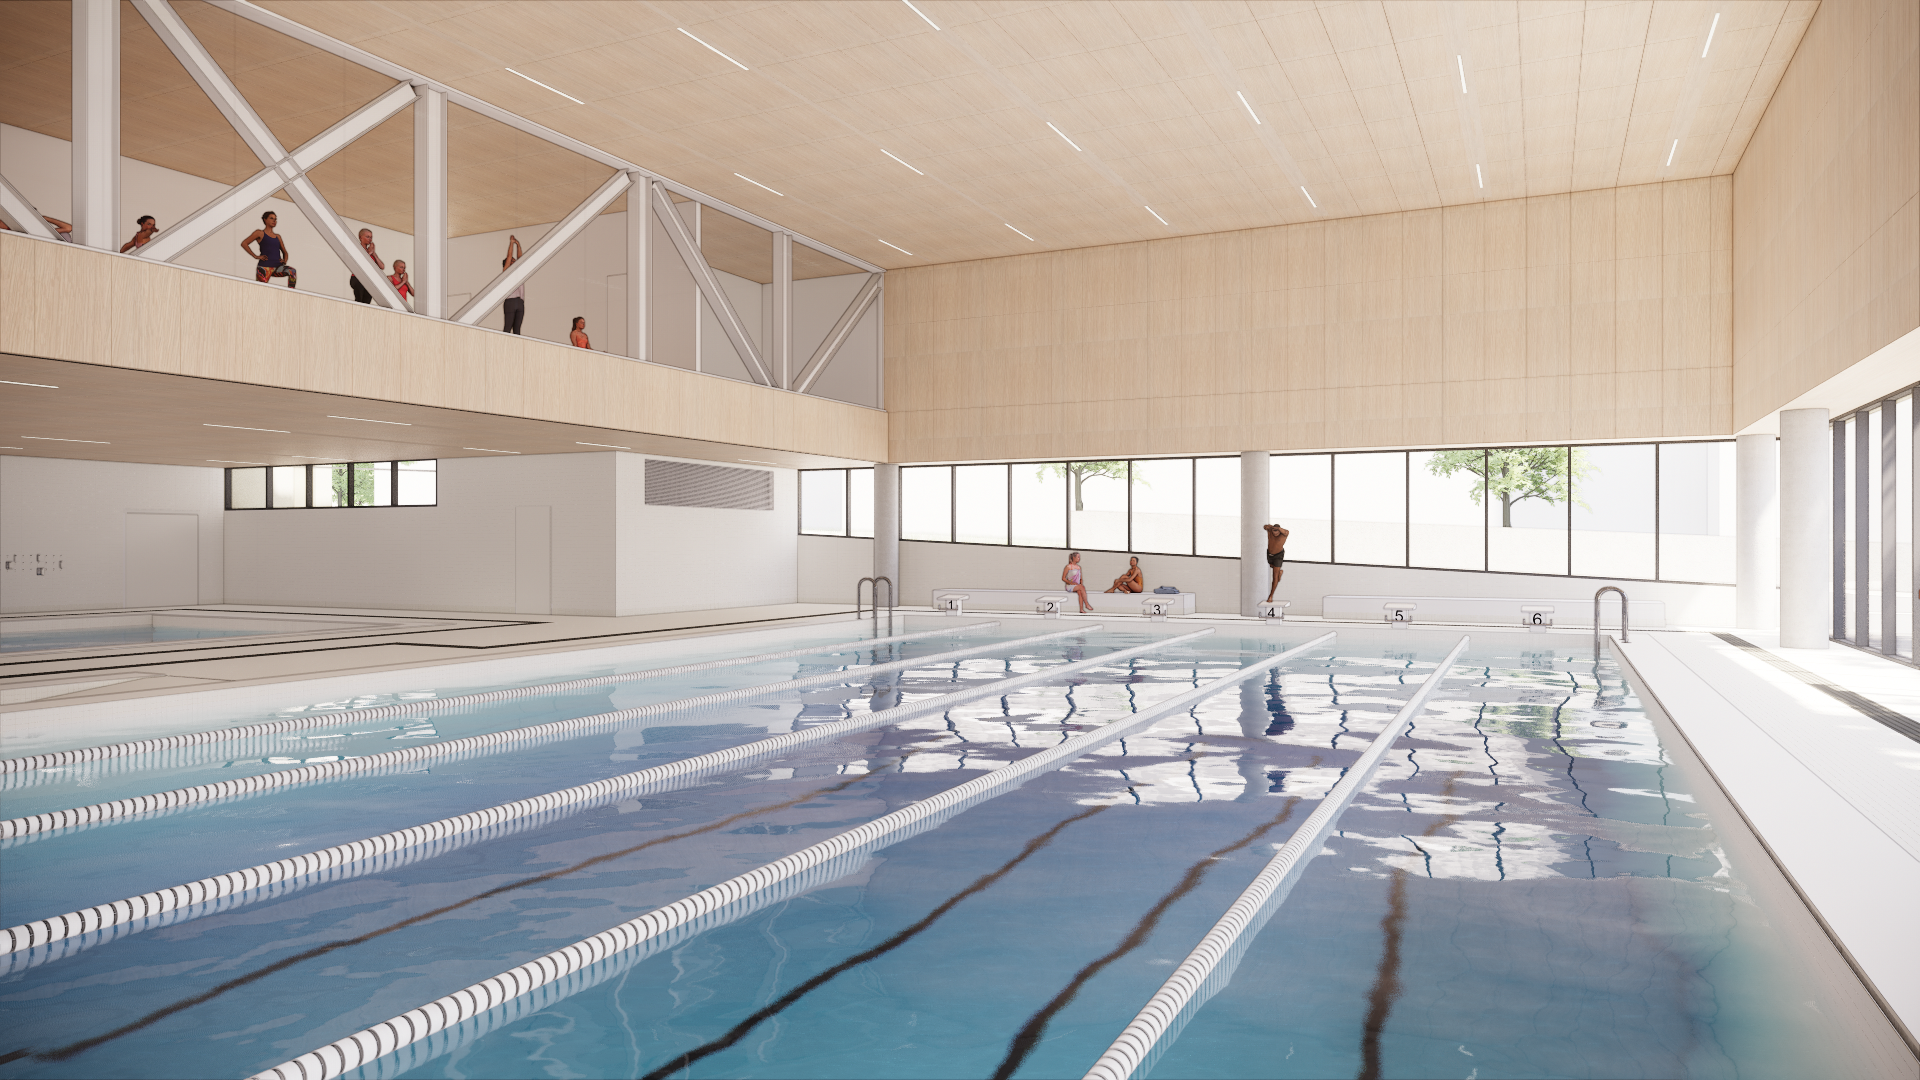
[1263, 523, 1289, 603]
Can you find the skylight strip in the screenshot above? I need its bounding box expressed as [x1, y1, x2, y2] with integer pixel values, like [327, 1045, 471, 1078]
[735, 173, 786, 196]
[504, 67, 585, 105]
[880, 149, 924, 175]
[1045, 122, 1083, 152]
[901, 0, 941, 30]
[678, 28, 749, 71]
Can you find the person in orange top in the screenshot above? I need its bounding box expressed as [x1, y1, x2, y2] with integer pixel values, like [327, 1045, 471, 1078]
[570, 316, 590, 349]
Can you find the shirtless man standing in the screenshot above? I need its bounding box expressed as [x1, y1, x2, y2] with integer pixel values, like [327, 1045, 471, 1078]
[1263, 523, 1290, 603]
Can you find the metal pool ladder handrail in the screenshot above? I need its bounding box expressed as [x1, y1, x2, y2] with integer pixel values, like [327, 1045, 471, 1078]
[856, 575, 895, 637]
[1084, 634, 1472, 1080]
[1593, 586, 1629, 659]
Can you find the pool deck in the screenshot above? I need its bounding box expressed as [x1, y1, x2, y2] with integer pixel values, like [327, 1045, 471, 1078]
[1611, 630, 1920, 1053]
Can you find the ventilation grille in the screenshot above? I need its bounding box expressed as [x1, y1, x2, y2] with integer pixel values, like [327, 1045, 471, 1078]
[644, 459, 773, 511]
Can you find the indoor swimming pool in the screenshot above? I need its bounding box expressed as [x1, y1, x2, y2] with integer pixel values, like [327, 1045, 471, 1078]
[0, 618, 1912, 1080]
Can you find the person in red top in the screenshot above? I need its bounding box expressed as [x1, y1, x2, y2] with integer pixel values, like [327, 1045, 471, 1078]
[388, 260, 412, 304]
[570, 316, 590, 349]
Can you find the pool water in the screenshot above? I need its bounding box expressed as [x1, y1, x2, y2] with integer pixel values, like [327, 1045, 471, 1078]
[0, 621, 1910, 1080]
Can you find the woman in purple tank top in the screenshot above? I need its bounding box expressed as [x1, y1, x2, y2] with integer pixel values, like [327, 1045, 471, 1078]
[241, 211, 297, 288]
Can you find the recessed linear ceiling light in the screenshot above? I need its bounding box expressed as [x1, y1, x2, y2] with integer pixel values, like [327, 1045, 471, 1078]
[1475, 164, 1485, 188]
[1702, 12, 1721, 57]
[735, 173, 785, 196]
[577, 441, 632, 450]
[877, 239, 915, 256]
[504, 67, 584, 105]
[1005, 224, 1036, 242]
[678, 28, 749, 71]
[208, 459, 267, 465]
[464, 447, 521, 454]
[901, 0, 940, 31]
[290, 455, 336, 460]
[0, 446, 23, 450]
[204, 423, 290, 433]
[1236, 90, 1262, 125]
[22, 436, 109, 444]
[880, 149, 924, 175]
[328, 415, 411, 425]
[739, 458, 779, 465]
[1300, 187, 1317, 208]
[1666, 139, 1679, 167]
[1457, 55, 1468, 94]
[1144, 206, 1171, 227]
[1045, 122, 1083, 152]
[0, 379, 58, 389]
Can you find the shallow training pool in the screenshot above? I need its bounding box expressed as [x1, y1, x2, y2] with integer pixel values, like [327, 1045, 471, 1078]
[0, 618, 1911, 1079]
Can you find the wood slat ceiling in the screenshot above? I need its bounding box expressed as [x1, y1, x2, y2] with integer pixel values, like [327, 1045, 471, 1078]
[0, 353, 866, 470]
[3, 1, 1815, 275]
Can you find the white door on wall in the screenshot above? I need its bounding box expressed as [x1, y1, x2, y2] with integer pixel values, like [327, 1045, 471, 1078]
[515, 506, 552, 615]
[126, 513, 198, 607]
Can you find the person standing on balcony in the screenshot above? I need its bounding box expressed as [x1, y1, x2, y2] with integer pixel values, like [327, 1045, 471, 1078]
[242, 211, 296, 288]
[502, 235, 525, 334]
[119, 215, 157, 252]
[570, 316, 591, 349]
[388, 260, 412, 305]
[349, 228, 385, 303]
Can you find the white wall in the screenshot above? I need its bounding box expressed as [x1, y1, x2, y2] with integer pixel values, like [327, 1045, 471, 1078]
[1, 455, 225, 612]
[615, 455, 796, 615]
[224, 453, 617, 615]
[1, 123, 410, 304]
[797, 534, 1737, 625]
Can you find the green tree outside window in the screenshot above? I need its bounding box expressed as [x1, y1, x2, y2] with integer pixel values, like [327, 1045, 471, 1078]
[1426, 447, 1592, 527]
[1037, 461, 1134, 511]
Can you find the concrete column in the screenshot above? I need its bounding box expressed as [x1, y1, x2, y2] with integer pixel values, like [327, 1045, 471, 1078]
[873, 463, 900, 606]
[1778, 409, 1831, 649]
[71, 0, 119, 250]
[412, 86, 448, 318]
[1240, 451, 1270, 616]
[1735, 434, 1779, 629]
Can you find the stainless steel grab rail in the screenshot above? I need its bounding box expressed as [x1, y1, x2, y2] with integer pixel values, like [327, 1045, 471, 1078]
[1593, 586, 1629, 659]
[856, 576, 895, 637]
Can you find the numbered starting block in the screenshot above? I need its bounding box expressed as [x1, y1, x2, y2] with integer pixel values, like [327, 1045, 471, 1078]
[934, 592, 968, 616]
[1257, 600, 1290, 623]
[1383, 602, 1417, 627]
[1036, 594, 1070, 618]
[1520, 605, 1555, 632]
[1142, 596, 1178, 621]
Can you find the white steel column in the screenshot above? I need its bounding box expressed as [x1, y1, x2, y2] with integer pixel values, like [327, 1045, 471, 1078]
[412, 85, 448, 319]
[1735, 434, 1779, 629]
[71, 0, 120, 250]
[1240, 451, 1270, 617]
[626, 171, 649, 361]
[1779, 409, 1831, 649]
[874, 463, 900, 598]
[771, 231, 793, 386]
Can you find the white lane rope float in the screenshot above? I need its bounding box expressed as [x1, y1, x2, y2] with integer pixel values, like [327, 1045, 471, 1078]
[248, 632, 1335, 1080]
[1, 625, 1230, 953]
[1083, 634, 1471, 1080]
[0, 623, 998, 776]
[0, 625, 1079, 842]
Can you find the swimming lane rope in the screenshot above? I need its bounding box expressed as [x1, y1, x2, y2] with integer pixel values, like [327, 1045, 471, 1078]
[0, 622, 999, 776]
[0, 624, 1067, 842]
[248, 630, 1333, 1080]
[1082, 634, 1471, 1080]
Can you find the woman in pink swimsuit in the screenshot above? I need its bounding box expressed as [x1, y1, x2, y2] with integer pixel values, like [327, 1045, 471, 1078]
[1062, 552, 1091, 613]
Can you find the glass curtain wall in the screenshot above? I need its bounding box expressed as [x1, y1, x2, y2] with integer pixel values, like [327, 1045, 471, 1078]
[1834, 386, 1917, 662]
[799, 441, 1742, 586]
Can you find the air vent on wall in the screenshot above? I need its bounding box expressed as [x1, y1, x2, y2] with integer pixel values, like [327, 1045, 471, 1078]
[644, 459, 773, 511]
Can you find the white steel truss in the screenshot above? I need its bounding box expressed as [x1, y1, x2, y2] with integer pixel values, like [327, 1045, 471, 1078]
[452, 172, 634, 327]
[650, 181, 775, 387]
[0, 173, 59, 240]
[794, 274, 884, 395]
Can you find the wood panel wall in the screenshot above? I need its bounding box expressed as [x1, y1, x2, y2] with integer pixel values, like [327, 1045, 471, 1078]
[1733, 0, 1920, 427]
[885, 177, 1731, 463]
[0, 235, 887, 463]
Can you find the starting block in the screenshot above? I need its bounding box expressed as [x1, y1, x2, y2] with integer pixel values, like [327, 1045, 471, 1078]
[1257, 600, 1290, 623]
[934, 592, 968, 616]
[1036, 594, 1070, 618]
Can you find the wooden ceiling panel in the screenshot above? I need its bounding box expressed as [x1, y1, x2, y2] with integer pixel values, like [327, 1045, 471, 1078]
[0, 1, 1813, 271]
